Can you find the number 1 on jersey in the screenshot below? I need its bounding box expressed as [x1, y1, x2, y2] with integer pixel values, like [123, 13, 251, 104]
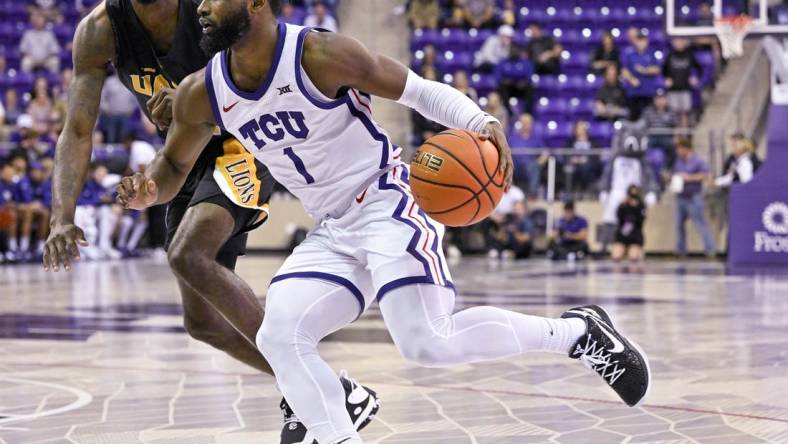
[283, 147, 315, 184]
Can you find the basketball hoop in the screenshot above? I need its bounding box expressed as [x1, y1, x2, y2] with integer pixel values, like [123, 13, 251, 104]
[715, 15, 754, 59]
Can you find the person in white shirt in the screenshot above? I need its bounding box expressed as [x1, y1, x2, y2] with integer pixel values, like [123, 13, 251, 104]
[20, 12, 61, 73]
[303, 1, 338, 32]
[715, 134, 759, 187]
[474, 25, 514, 72]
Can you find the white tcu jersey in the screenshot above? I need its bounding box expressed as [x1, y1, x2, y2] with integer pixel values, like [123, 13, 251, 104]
[205, 23, 399, 219]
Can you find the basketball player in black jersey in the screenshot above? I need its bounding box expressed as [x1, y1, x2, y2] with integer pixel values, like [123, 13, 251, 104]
[43, 1, 378, 441]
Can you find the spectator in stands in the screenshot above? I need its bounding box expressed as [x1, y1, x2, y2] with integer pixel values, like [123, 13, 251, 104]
[52, 68, 73, 130]
[279, 2, 299, 24]
[508, 113, 544, 198]
[0, 162, 19, 262]
[486, 184, 524, 257]
[31, 0, 63, 23]
[595, 65, 628, 121]
[483, 91, 508, 132]
[20, 12, 61, 73]
[452, 70, 478, 102]
[303, 1, 338, 32]
[488, 200, 534, 260]
[11, 158, 50, 260]
[565, 120, 600, 193]
[443, 0, 466, 28]
[626, 27, 640, 47]
[547, 200, 590, 261]
[591, 31, 620, 74]
[715, 134, 760, 187]
[640, 90, 677, 167]
[27, 78, 55, 136]
[611, 185, 646, 262]
[412, 67, 445, 144]
[621, 30, 661, 120]
[663, 38, 701, 128]
[408, 0, 439, 30]
[474, 25, 514, 73]
[420, 44, 438, 76]
[526, 24, 562, 75]
[672, 138, 715, 257]
[116, 135, 156, 256]
[463, 0, 496, 29]
[498, 0, 518, 27]
[3, 90, 23, 130]
[99, 73, 138, 144]
[74, 163, 121, 260]
[497, 45, 534, 114]
[696, 2, 714, 26]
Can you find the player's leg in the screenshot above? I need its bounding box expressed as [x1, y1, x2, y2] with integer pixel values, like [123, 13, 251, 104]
[628, 244, 644, 262]
[257, 278, 364, 444]
[611, 242, 626, 261]
[687, 194, 716, 256]
[379, 284, 586, 366]
[176, 276, 272, 373]
[167, 200, 273, 374]
[675, 197, 689, 255]
[18, 204, 34, 254]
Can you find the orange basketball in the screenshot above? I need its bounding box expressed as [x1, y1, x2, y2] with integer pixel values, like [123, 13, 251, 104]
[410, 130, 505, 227]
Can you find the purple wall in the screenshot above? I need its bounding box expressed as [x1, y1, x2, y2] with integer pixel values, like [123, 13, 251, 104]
[728, 105, 788, 266]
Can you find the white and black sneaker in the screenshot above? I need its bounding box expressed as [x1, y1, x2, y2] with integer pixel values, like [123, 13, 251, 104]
[561, 305, 651, 407]
[280, 371, 380, 444]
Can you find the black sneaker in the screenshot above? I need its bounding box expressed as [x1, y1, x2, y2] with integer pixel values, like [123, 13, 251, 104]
[280, 371, 380, 444]
[561, 305, 651, 407]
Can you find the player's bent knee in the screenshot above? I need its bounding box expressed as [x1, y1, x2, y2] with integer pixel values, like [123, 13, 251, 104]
[183, 315, 227, 348]
[395, 337, 458, 368]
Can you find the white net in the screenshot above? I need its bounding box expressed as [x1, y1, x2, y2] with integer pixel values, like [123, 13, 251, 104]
[715, 16, 755, 59]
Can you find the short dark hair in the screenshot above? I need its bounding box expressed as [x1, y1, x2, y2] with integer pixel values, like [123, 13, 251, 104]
[676, 137, 693, 149]
[563, 200, 575, 212]
[269, 0, 281, 14]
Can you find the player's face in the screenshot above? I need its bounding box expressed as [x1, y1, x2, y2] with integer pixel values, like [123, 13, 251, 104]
[198, 0, 252, 56]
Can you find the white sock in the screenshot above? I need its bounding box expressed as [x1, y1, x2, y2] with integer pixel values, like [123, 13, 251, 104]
[9, 238, 18, 252]
[117, 216, 133, 250]
[98, 206, 117, 251]
[20, 237, 30, 252]
[36, 240, 44, 254]
[127, 220, 148, 251]
[508, 315, 586, 355]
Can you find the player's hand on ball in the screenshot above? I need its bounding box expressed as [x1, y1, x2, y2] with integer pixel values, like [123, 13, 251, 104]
[117, 172, 158, 210]
[480, 122, 514, 191]
[43, 223, 88, 272]
[146, 87, 176, 130]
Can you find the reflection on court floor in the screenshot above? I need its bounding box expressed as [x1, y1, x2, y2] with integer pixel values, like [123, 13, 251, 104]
[1, 256, 787, 443]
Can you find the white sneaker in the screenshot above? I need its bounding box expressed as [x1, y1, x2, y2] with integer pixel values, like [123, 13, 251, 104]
[502, 250, 515, 260]
[447, 245, 462, 259]
[487, 249, 500, 260]
[100, 248, 122, 260]
[81, 246, 101, 261]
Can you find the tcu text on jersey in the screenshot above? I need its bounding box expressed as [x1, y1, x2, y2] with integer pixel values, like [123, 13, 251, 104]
[238, 111, 310, 149]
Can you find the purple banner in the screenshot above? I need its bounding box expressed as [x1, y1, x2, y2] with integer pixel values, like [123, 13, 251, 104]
[728, 105, 788, 266]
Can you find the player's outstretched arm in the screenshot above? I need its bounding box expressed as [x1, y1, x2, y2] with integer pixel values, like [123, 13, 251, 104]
[45, 7, 113, 271]
[117, 70, 215, 210]
[302, 32, 513, 188]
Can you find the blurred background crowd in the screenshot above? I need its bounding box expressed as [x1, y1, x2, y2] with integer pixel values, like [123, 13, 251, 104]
[0, 0, 767, 264]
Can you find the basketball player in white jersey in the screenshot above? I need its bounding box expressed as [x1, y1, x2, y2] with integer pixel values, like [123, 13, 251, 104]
[118, 1, 651, 442]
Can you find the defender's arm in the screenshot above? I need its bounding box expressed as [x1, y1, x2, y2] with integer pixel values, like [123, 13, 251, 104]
[45, 7, 113, 271]
[117, 70, 215, 210]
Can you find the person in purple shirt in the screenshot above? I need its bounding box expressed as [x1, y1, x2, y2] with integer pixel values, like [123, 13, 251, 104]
[0, 162, 19, 262]
[621, 31, 662, 120]
[508, 113, 544, 198]
[672, 138, 715, 256]
[548, 200, 590, 260]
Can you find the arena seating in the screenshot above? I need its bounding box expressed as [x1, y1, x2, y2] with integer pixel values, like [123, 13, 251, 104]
[410, 0, 718, 148]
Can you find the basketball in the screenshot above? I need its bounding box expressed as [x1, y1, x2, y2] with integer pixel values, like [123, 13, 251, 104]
[410, 130, 505, 227]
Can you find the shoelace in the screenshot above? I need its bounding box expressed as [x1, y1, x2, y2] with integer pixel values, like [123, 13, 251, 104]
[574, 334, 626, 385]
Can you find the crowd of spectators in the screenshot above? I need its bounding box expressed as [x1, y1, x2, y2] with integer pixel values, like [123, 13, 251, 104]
[408, 1, 718, 200]
[0, 1, 337, 264]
